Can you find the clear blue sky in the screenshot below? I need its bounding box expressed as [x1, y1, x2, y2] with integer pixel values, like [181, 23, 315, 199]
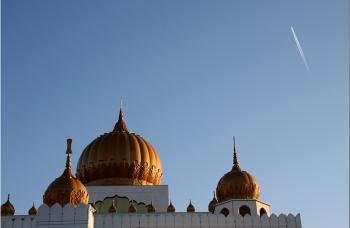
[1, 1, 348, 228]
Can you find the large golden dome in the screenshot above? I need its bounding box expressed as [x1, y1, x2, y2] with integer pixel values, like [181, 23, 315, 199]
[216, 139, 260, 202]
[76, 107, 162, 186]
[43, 139, 89, 207]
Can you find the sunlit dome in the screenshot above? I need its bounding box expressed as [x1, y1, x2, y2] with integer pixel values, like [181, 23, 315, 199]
[43, 139, 89, 207]
[76, 105, 163, 186]
[216, 138, 260, 202]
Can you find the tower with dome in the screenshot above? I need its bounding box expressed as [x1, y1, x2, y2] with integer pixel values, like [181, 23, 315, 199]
[1, 105, 302, 228]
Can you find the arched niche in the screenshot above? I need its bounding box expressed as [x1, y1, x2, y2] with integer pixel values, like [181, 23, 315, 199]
[220, 208, 230, 217]
[239, 205, 251, 217]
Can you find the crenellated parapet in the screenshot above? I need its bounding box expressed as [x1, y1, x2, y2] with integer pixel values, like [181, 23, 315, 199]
[36, 203, 94, 228]
[1, 203, 95, 228]
[1, 203, 302, 228]
[93, 212, 302, 228]
[1, 215, 36, 228]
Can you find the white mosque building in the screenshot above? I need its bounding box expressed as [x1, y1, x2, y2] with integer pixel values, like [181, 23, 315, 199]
[1, 106, 302, 228]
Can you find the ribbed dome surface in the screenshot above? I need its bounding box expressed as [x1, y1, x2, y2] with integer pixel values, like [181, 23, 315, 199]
[216, 168, 260, 202]
[76, 108, 162, 186]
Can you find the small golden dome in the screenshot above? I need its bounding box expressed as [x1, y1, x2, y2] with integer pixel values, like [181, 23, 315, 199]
[28, 202, 37, 215]
[167, 201, 175, 212]
[77, 105, 163, 186]
[208, 192, 217, 213]
[43, 139, 89, 207]
[147, 201, 156, 213]
[216, 138, 260, 202]
[108, 200, 117, 213]
[1, 194, 15, 216]
[186, 201, 195, 212]
[128, 202, 137, 213]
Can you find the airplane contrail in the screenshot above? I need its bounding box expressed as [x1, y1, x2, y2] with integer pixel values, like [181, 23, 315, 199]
[291, 26, 309, 71]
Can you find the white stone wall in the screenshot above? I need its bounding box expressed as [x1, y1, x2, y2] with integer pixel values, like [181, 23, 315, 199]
[36, 203, 94, 228]
[214, 199, 270, 217]
[93, 212, 302, 228]
[1, 203, 302, 228]
[1, 215, 36, 228]
[87, 185, 169, 212]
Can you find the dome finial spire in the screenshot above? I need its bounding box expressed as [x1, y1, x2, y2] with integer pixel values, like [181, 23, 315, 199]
[43, 138, 89, 208]
[66, 138, 72, 168]
[113, 98, 129, 132]
[233, 136, 241, 171]
[118, 96, 124, 121]
[119, 96, 124, 119]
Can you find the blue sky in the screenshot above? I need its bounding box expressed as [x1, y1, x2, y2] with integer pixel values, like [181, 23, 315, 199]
[1, 1, 348, 228]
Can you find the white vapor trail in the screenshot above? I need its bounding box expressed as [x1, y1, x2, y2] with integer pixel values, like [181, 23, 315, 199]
[290, 26, 309, 71]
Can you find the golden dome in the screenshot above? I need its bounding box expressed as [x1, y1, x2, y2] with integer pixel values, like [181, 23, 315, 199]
[28, 202, 37, 215]
[1, 194, 15, 216]
[43, 139, 89, 207]
[208, 192, 217, 213]
[216, 138, 260, 202]
[186, 201, 195, 212]
[167, 201, 175, 212]
[108, 200, 117, 213]
[76, 106, 162, 186]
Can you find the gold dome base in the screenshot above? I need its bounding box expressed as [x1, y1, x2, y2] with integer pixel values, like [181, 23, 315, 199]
[86, 178, 155, 186]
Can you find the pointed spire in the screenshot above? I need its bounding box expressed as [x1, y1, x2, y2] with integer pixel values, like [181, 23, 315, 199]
[208, 191, 217, 213]
[147, 201, 156, 213]
[28, 202, 37, 215]
[7, 194, 10, 202]
[232, 136, 241, 171]
[128, 201, 137, 213]
[167, 200, 175, 212]
[108, 200, 117, 213]
[65, 138, 72, 169]
[113, 98, 129, 132]
[187, 200, 195, 212]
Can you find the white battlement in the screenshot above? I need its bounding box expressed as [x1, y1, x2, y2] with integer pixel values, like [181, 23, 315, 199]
[1, 203, 302, 228]
[94, 212, 301, 228]
[1, 215, 36, 228]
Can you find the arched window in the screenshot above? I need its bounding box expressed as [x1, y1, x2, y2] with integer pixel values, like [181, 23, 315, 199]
[260, 208, 267, 216]
[239, 205, 251, 217]
[220, 208, 229, 217]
